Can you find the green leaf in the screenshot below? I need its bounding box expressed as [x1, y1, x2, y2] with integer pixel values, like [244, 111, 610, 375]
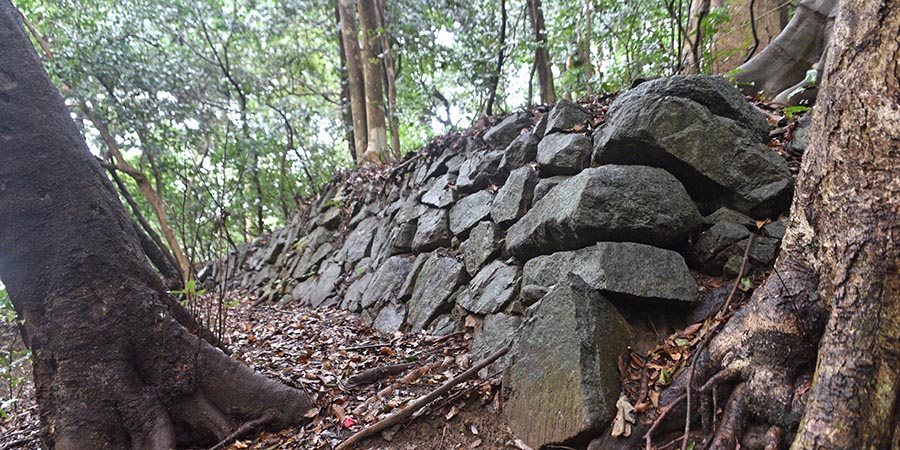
[740, 277, 753, 291]
[674, 338, 690, 347]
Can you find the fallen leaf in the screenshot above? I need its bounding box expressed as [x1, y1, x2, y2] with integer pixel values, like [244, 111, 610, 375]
[341, 416, 356, 428]
[611, 395, 636, 438]
[469, 438, 483, 448]
[446, 406, 459, 420]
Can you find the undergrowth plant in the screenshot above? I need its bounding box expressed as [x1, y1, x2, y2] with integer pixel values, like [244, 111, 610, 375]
[0, 287, 30, 419]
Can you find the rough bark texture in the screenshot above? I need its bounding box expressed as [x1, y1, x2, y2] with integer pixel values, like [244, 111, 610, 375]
[0, 3, 313, 448]
[375, 0, 401, 160]
[632, 1, 900, 449]
[357, 0, 387, 163]
[338, 0, 368, 162]
[709, 0, 788, 72]
[733, 0, 836, 100]
[527, 0, 556, 105]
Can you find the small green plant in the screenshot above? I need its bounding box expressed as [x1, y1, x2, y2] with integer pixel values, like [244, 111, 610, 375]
[172, 279, 206, 307]
[783, 105, 810, 119]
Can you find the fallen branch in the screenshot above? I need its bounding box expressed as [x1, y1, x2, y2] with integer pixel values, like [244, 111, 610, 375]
[347, 361, 419, 387]
[352, 357, 450, 416]
[336, 346, 510, 450]
[208, 411, 275, 450]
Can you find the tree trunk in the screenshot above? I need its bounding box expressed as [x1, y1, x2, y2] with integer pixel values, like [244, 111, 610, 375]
[527, 0, 556, 105]
[622, 1, 900, 449]
[356, 0, 386, 164]
[79, 101, 191, 282]
[733, 0, 837, 101]
[375, 0, 401, 160]
[0, 3, 313, 448]
[337, 0, 367, 163]
[582, 0, 593, 96]
[708, 0, 788, 73]
[485, 0, 507, 116]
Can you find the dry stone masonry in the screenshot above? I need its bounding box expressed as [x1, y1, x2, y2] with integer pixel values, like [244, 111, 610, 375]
[206, 75, 793, 449]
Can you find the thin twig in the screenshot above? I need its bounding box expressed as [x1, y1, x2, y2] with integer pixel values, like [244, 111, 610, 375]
[717, 234, 755, 319]
[336, 346, 510, 450]
[208, 412, 275, 450]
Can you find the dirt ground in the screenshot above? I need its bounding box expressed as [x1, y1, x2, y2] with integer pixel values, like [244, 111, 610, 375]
[0, 291, 517, 450]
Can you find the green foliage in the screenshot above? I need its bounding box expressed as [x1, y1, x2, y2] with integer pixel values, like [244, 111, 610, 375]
[783, 105, 810, 119]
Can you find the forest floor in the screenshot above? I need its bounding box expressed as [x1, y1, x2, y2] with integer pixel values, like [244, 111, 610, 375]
[0, 290, 518, 450]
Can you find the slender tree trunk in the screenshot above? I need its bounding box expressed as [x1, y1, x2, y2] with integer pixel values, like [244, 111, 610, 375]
[375, 0, 401, 160]
[708, 0, 788, 72]
[486, 0, 507, 116]
[335, 0, 357, 163]
[527, 0, 556, 105]
[0, 3, 313, 448]
[78, 101, 191, 282]
[582, 0, 593, 96]
[338, 0, 368, 163]
[357, 0, 387, 163]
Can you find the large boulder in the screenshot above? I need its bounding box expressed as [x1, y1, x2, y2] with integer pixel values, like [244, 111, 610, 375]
[523, 242, 697, 305]
[622, 75, 770, 141]
[449, 190, 494, 236]
[412, 208, 451, 251]
[506, 165, 701, 260]
[407, 255, 467, 331]
[504, 275, 631, 448]
[472, 312, 522, 371]
[533, 175, 571, 203]
[491, 166, 538, 226]
[461, 221, 502, 276]
[537, 133, 592, 175]
[592, 79, 792, 217]
[456, 261, 521, 315]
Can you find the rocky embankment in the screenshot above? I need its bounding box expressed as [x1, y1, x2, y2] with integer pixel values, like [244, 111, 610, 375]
[205, 75, 807, 448]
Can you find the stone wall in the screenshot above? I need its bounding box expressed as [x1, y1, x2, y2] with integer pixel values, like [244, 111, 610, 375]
[206, 75, 795, 449]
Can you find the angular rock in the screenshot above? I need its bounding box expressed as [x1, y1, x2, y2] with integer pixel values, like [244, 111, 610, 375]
[373, 302, 407, 334]
[691, 221, 752, 273]
[412, 208, 451, 252]
[430, 314, 461, 337]
[457, 261, 521, 315]
[523, 242, 698, 305]
[292, 242, 334, 280]
[290, 260, 342, 307]
[360, 256, 414, 309]
[389, 221, 417, 254]
[544, 98, 590, 136]
[420, 173, 457, 208]
[341, 272, 373, 312]
[506, 165, 701, 260]
[703, 207, 757, 230]
[722, 236, 781, 276]
[789, 115, 812, 156]
[408, 255, 466, 331]
[537, 133, 591, 175]
[532, 175, 570, 203]
[504, 275, 631, 448]
[593, 94, 792, 217]
[318, 207, 342, 230]
[491, 166, 538, 225]
[456, 150, 506, 194]
[449, 190, 494, 236]
[532, 112, 549, 137]
[398, 252, 430, 301]
[763, 218, 787, 240]
[621, 75, 771, 142]
[461, 221, 502, 276]
[483, 112, 531, 149]
[472, 313, 522, 371]
[336, 216, 378, 263]
[499, 133, 539, 173]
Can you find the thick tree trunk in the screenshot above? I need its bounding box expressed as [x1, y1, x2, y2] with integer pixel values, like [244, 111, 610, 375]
[527, 0, 556, 105]
[0, 3, 313, 448]
[733, 0, 836, 101]
[356, 0, 386, 163]
[624, 1, 900, 449]
[709, 0, 788, 73]
[337, 0, 368, 163]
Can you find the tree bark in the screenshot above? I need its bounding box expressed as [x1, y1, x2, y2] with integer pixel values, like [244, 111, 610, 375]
[582, 0, 593, 96]
[375, 0, 400, 160]
[527, 0, 556, 105]
[337, 0, 367, 163]
[733, 0, 837, 100]
[356, 0, 387, 163]
[0, 3, 314, 448]
[708, 0, 788, 73]
[630, 1, 900, 449]
[485, 0, 507, 116]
